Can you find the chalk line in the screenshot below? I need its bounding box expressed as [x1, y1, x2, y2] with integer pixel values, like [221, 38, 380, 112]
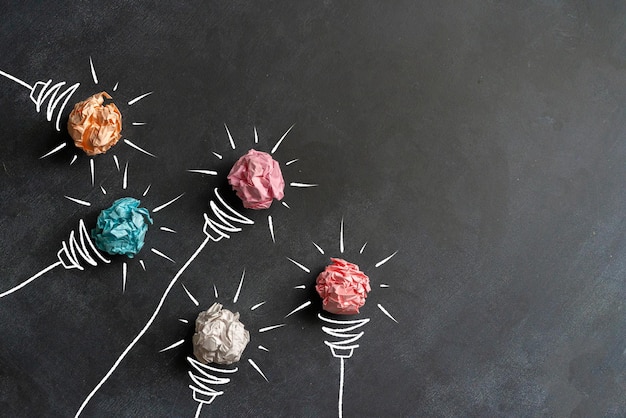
[338, 357, 345, 418]
[179, 318, 189, 324]
[100, 185, 106, 195]
[113, 155, 120, 171]
[89, 57, 98, 84]
[289, 182, 318, 188]
[75, 235, 212, 417]
[285, 300, 311, 318]
[212, 152, 222, 160]
[377, 304, 398, 323]
[271, 124, 295, 155]
[250, 301, 265, 311]
[248, 359, 268, 382]
[127, 91, 153, 106]
[151, 248, 175, 263]
[359, 242, 368, 254]
[375, 251, 398, 268]
[142, 184, 151, 197]
[124, 139, 157, 158]
[70, 155, 78, 165]
[224, 123, 235, 149]
[132, 122, 146, 126]
[153, 193, 184, 213]
[259, 324, 285, 333]
[90, 159, 95, 186]
[0, 69, 32, 89]
[64, 196, 91, 207]
[258, 345, 269, 352]
[122, 161, 128, 189]
[285, 159, 298, 166]
[0, 261, 61, 298]
[293, 285, 306, 289]
[380, 284, 390, 288]
[213, 284, 218, 299]
[39, 142, 67, 159]
[281, 201, 290, 209]
[254, 126, 259, 143]
[268, 215, 275, 243]
[340, 218, 345, 254]
[139, 260, 146, 271]
[159, 227, 177, 233]
[187, 169, 218, 176]
[112, 82, 119, 92]
[181, 283, 199, 306]
[233, 269, 245, 303]
[122, 262, 127, 293]
[286, 257, 310, 273]
[312, 242, 325, 254]
[159, 339, 184, 353]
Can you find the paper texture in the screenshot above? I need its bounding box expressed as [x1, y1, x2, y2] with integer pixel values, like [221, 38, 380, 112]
[68, 91, 122, 156]
[91, 197, 153, 258]
[193, 303, 250, 365]
[316, 258, 371, 315]
[227, 149, 285, 209]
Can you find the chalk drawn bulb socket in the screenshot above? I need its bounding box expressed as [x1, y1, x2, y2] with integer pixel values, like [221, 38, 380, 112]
[29, 78, 81, 132]
[319, 314, 370, 360]
[202, 188, 254, 242]
[187, 356, 238, 406]
[56, 219, 111, 270]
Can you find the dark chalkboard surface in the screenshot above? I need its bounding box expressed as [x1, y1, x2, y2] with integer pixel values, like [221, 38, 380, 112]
[2, 2, 626, 417]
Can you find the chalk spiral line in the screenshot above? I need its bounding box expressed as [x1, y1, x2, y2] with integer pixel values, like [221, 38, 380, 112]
[0, 69, 80, 131]
[0, 220, 110, 299]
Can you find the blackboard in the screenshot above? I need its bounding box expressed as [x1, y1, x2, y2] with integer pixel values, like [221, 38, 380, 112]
[2, 1, 626, 417]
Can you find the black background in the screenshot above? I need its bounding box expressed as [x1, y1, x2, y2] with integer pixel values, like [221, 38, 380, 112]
[1, 1, 626, 417]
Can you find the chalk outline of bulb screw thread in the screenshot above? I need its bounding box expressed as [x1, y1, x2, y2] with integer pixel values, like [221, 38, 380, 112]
[75, 187, 254, 417]
[319, 314, 370, 418]
[187, 354, 238, 418]
[0, 69, 79, 131]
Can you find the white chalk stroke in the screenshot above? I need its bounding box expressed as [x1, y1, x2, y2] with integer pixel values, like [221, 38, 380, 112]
[284, 218, 399, 418]
[0, 69, 79, 131]
[319, 313, 370, 418]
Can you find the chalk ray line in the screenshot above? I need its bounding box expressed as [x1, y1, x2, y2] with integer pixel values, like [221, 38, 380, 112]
[281, 201, 290, 209]
[250, 301, 265, 310]
[0, 261, 61, 298]
[128, 91, 153, 106]
[70, 155, 78, 165]
[294, 285, 306, 289]
[258, 345, 269, 352]
[151, 248, 175, 263]
[286, 257, 310, 273]
[213, 284, 218, 299]
[340, 217, 345, 254]
[124, 139, 157, 158]
[90, 159, 95, 186]
[375, 251, 398, 268]
[377, 303, 398, 323]
[64, 196, 91, 207]
[179, 318, 188, 324]
[139, 260, 146, 271]
[248, 359, 269, 382]
[159, 339, 184, 353]
[39, 142, 67, 159]
[159, 227, 177, 233]
[75, 235, 212, 417]
[132, 122, 146, 126]
[312, 242, 325, 254]
[143, 184, 151, 196]
[181, 283, 199, 306]
[212, 152, 222, 160]
[89, 57, 98, 85]
[233, 269, 245, 303]
[113, 82, 119, 91]
[359, 242, 368, 254]
[290, 182, 318, 188]
[259, 324, 285, 333]
[271, 123, 295, 154]
[285, 159, 298, 166]
[254, 126, 259, 143]
[268, 215, 275, 243]
[153, 193, 185, 213]
[100, 185, 106, 195]
[187, 169, 218, 175]
[122, 262, 127, 293]
[285, 300, 311, 318]
[380, 284, 390, 288]
[113, 155, 120, 171]
[122, 161, 129, 189]
[224, 123, 235, 149]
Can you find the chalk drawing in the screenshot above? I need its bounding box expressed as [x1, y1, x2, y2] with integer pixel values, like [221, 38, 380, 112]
[284, 218, 399, 418]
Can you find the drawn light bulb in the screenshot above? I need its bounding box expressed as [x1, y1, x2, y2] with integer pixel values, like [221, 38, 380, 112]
[154, 271, 284, 418]
[284, 218, 399, 418]
[0, 58, 157, 186]
[76, 123, 316, 417]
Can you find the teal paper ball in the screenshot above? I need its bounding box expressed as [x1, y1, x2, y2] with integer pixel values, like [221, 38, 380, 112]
[91, 197, 153, 258]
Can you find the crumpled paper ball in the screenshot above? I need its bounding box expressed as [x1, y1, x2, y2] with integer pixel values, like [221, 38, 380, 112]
[316, 258, 371, 315]
[192, 303, 250, 365]
[227, 149, 285, 209]
[68, 91, 122, 156]
[91, 197, 153, 258]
